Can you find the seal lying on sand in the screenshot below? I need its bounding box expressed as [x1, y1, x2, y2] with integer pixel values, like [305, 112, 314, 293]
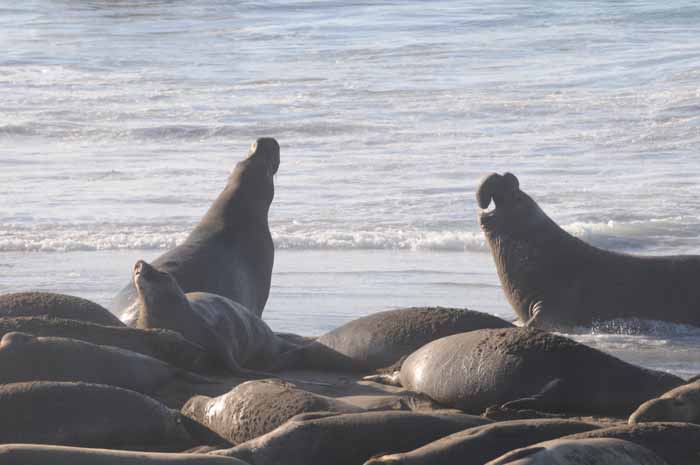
[0, 316, 219, 373]
[485, 438, 668, 465]
[365, 327, 682, 415]
[277, 307, 512, 372]
[0, 444, 247, 465]
[132, 260, 290, 373]
[182, 379, 363, 444]
[113, 138, 280, 322]
[364, 419, 600, 465]
[211, 411, 491, 465]
[629, 380, 700, 424]
[477, 172, 700, 329]
[0, 291, 123, 326]
[0, 382, 227, 451]
[0, 332, 212, 397]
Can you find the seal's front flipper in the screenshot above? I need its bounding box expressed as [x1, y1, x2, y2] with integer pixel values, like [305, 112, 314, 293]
[501, 378, 568, 413]
[363, 371, 402, 387]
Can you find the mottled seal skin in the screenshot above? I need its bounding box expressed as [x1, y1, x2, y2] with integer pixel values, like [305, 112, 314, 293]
[477, 172, 700, 330]
[113, 138, 280, 322]
[182, 379, 363, 444]
[0, 444, 248, 465]
[629, 381, 700, 424]
[485, 438, 668, 465]
[0, 382, 225, 451]
[0, 332, 211, 396]
[211, 411, 492, 465]
[366, 328, 682, 416]
[364, 419, 600, 465]
[277, 307, 512, 372]
[0, 291, 123, 326]
[0, 316, 219, 373]
[132, 260, 289, 373]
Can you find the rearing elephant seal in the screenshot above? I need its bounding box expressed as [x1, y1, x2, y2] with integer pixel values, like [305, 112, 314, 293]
[133, 260, 289, 374]
[477, 172, 700, 329]
[113, 138, 280, 323]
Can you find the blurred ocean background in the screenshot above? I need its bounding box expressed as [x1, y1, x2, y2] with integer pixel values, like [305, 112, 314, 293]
[2, 1, 700, 377]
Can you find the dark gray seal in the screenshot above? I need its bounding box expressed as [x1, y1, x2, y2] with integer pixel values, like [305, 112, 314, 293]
[182, 379, 363, 444]
[113, 138, 280, 322]
[211, 411, 492, 465]
[0, 445, 247, 465]
[485, 438, 668, 465]
[0, 316, 219, 373]
[364, 419, 600, 465]
[0, 382, 227, 451]
[365, 327, 682, 416]
[0, 291, 123, 326]
[277, 307, 512, 372]
[132, 260, 290, 373]
[0, 332, 212, 397]
[629, 380, 700, 424]
[477, 172, 700, 329]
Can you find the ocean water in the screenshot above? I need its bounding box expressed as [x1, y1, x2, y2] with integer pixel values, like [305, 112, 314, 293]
[2, 1, 700, 378]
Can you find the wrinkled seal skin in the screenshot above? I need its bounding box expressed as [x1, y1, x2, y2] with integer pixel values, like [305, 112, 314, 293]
[485, 438, 668, 465]
[364, 419, 600, 465]
[0, 382, 222, 451]
[368, 328, 682, 416]
[0, 316, 219, 373]
[211, 411, 492, 465]
[278, 307, 513, 372]
[0, 332, 211, 396]
[0, 444, 248, 465]
[561, 421, 700, 465]
[113, 138, 280, 322]
[0, 291, 123, 326]
[182, 379, 363, 445]
[629, 380, 700, 424]
[133, 261, 288, 373]
[478, 172, 700, 330]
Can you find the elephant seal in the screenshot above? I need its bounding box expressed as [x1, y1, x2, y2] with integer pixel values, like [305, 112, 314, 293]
[364, 419, 600, 465]
[629, 380, 700, 424]
[0, 444, 248, 465]
[132, 260, 290, 374]
[0, 382, 228, 451]
[485, 438, 668, 465]
[365, 327, 682, 415]
[211, 411, 492, 465]
[277, 307, 512, 372]
[477, 172, 700, 329]
[0, 316, 219, 373]
[113, 138, 279, 323]
[0, 291, 123, 326]
[0, 332, 212, 397]
[182, 378, 363, 444]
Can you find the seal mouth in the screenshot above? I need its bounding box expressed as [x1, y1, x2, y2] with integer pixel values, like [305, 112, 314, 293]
[248, 137, 280, 176]
[133, 260, 159, 284]
[476, 172, 520, 225]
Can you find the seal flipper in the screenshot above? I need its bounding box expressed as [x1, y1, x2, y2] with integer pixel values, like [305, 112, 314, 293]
[363, 371, 402, 387]
[500, 378, 568, 412]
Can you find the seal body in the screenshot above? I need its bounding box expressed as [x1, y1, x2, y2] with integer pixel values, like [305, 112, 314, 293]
[477, 172, 700, 329]
[372, 328, 682, 416]
[212, 411, 492, 465]
[629, 380, 700, 424]
[0, 444, 247, 465]
[364, 419, 600, 465]
[182, 379, 363, 444]
[0, 291, 123, 326]
[279, 307, 512, 372]
[113, 138, 280, 322]
[485, 438, 668, 465]
[133, 261, 285, 373]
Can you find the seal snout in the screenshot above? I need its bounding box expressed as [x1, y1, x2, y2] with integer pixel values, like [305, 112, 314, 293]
[133, 260, 155, 281]
[249, 137, 280, 175]
[476, 172, 520, 211]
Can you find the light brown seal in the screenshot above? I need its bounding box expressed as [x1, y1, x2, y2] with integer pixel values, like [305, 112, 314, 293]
[629, 380, 700, 424]
[0, 291, 123, 326]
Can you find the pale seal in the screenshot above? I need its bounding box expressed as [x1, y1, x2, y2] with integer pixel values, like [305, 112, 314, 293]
[211, 411, 492, 465]
[113, 138, 280, 322]
[365, 327, 683, 416]
[277, 307, 512, 372]
[0, 291, 123, 326]
[629, 380, 700, 424]
[477, 172, 700, 329]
